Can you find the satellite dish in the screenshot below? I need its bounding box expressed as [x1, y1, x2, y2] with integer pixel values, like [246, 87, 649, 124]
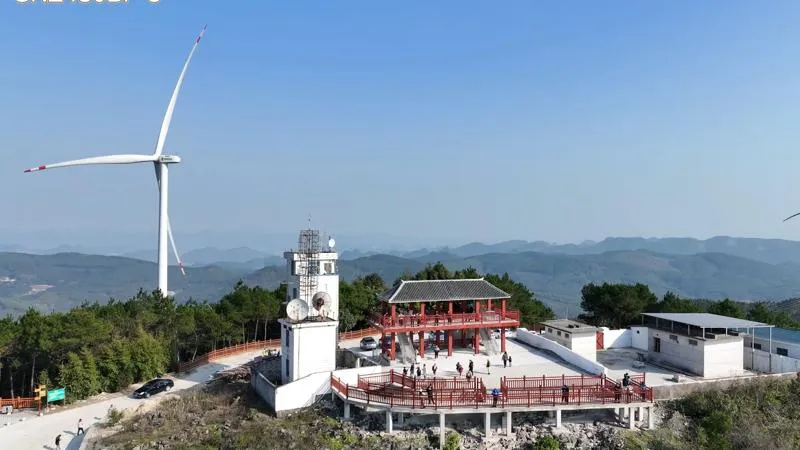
[286, 298, 309, 322]
[328, 237, 336, 249]
[311, 291, 331, 312]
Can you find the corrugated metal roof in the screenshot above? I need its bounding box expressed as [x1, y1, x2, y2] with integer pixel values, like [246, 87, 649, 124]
[642, 312, 772, 329]
[380, 279, 511, 303]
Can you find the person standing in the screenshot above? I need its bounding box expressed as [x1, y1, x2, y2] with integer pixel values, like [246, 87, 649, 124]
[502, 352, 508, 368]
[434, 344, 440, 359]
[422, 364, 427, 378]
[416, 366, 421, 378]
[432, 362, 438, 377]
[55, 434, 61, 450]
[491, 388, 500, 407]
[508, 355, 512, 366]
[486, 359, 491, 375]
[426, 384, 436, 405]
[468, 360, 474, 373]
[77, 418, 85, 435]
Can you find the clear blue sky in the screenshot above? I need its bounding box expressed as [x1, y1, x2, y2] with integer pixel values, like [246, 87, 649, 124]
[3, 1, 800, 249]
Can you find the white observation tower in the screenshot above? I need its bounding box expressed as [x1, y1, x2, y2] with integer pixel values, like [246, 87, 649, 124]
[278, 228, 340, 384]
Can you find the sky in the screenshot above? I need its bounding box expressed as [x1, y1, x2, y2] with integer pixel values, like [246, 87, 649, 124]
[4, 1, 800, 251]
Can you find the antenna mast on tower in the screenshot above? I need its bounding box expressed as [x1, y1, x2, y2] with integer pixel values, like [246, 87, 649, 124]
[297, 228, 320, 305]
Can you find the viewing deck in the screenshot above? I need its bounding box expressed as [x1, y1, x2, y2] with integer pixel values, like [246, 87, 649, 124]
[331, 370, 652, 412]
[371, 310, 521, 333]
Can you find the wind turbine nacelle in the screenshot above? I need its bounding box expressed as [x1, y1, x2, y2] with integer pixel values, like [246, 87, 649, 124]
[158, 155, 181, 164]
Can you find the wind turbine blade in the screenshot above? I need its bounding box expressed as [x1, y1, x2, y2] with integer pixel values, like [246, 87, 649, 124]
[24, 154, 157, 172]
[153, 24, 207, 158]
[167, 219, 186, 277]
[784, 212, 800, 222]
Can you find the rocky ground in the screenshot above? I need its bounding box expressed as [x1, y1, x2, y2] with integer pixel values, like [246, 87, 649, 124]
[338, 401, 639, 449]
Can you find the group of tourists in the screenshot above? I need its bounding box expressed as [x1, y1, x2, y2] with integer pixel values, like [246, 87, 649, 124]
[403, 361, 439, 379]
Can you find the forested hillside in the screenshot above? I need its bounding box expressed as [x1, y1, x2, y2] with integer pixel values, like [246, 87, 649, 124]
[0, 264, 555, 401]
[6, 248, 800, 316]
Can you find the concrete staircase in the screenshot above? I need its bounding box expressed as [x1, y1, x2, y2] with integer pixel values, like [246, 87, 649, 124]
[480, 328, 500, 355]
[397, 332, 416, 364]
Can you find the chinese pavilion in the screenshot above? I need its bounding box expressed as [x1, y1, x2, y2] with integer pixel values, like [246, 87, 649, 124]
[372, 279, 520, 362]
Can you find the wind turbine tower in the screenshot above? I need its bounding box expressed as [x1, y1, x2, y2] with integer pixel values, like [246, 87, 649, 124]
[23, 26, 208, 297]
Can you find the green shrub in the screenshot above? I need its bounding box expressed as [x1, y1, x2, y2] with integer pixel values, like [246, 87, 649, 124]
[443, 431, 461, 450]
[530, 435, 560, 450]
[106, 406, 124, 426]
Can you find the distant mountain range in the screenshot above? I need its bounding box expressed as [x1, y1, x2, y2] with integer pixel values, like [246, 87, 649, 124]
[10, 235, 800, 267]
[389, 236, 800, 265]
[4, 235, 800, 316]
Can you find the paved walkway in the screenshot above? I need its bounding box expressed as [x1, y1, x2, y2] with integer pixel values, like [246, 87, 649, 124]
[344, 338, 587, 389]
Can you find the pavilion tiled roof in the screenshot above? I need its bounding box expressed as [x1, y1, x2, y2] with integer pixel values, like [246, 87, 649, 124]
[380, 279, 511, 303]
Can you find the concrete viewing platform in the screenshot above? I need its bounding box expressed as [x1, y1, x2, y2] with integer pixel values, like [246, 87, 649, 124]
[334, 336, 657, 446]
[344, 338, 593, 389]
[332, 380, 655, 440]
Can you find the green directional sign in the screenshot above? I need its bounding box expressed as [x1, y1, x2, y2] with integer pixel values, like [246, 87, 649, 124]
[47, 388, 65, 402]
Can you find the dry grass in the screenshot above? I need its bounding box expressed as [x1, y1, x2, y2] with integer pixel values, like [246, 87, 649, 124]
[626, 377, 800, 450]
[96, 381, 429, 450]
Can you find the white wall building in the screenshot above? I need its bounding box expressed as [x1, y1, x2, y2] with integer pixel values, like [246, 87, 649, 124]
[540, 319, 599, 361]
[640, 313, 773, 378]
[279, 320, 338, 383]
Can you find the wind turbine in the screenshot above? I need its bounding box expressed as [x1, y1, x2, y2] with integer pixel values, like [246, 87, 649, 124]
[24, 25, 208, 297]
[785, 212, 800, 223]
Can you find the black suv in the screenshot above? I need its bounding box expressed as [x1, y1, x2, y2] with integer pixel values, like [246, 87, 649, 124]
[133, 378, 175, 398]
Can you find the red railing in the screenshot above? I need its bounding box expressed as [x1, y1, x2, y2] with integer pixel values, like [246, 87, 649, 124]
[333, 374, 487, 409]
[498, 385, 653, 407]
[0, 396, 40, 410]
[502, 374, 609, 390]
[331, 371, 653, 410]
[501, 374, 646, 391]
[339, 327, 380, 341]
[177, 326, 379, 373]
[500, 373, 652, 406]
[373, 311, 520, 330]
[358, 370, 482, 392]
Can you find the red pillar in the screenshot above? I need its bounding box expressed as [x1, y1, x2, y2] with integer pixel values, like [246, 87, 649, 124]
[391, 304, 397, 324]
[487, 299, 493, 311]
[447, 330, 453, 356]
[501, 299, 507, 317]
[390, 332, 396, 360]
[500, 329, 507, 352]
[473, 328, 480, 354]
[381, 331, 386, 356]
[418, 331, 425, 359]
[420, 303, 425, 325]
